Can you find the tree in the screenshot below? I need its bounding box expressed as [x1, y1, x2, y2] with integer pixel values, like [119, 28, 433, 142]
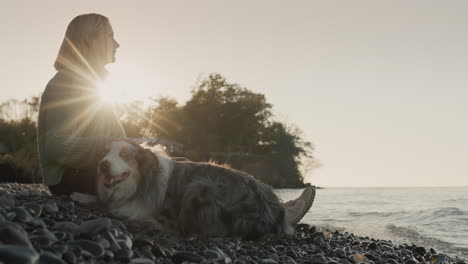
[183, 73, 272, 153]
[261, 122, 313, 186]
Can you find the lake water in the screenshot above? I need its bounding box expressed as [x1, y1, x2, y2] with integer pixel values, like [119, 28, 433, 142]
[276, 187, 468, 259]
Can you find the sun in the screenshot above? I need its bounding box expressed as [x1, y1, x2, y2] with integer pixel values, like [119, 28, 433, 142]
[96, 64, 154, 105]
[97, 78, 134, 103]
[98, 69, 149, 104]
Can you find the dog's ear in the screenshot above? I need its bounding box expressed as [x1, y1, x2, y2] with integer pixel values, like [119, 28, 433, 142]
[96, 142, 110, 160]
[135, 147, 159, 177]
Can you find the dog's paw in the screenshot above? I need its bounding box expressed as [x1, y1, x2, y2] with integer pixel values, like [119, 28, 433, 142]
[70, 192, 97, 204]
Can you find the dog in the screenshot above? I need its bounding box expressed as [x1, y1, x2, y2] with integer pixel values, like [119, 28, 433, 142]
[95, 141, 293, 238]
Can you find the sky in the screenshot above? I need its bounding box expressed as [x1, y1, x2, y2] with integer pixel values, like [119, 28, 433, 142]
[1, 0, 467, 187]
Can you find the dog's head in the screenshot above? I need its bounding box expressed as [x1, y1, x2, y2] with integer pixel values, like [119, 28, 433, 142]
[96, 141, 159, 206]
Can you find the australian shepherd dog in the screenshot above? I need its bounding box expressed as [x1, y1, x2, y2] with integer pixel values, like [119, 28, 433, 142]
[95, 141, 293, 238]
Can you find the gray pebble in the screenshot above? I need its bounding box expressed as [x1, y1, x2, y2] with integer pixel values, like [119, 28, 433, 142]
[111, 218, 127, 231]
[203, 249, 221, 259]
[172, 251, 205, 263]
[11, 207, 34, 223]
[23, 202, 42, 218]
[77, 217, 112, 236]
[115, 247, 134, 261]
[0, 221, 33, 249]
[133, 238, 154, 248]
[97, 237, 110, 249]
[104, 231, 121, 252]
[39, 251, 66, 264]
[260, 258, 279, 264]
[0, 245, 39, 264]
[52, 244, 68, 254]
[53, 221, 79, 233]
[104, 249, 115, 259]
[69, 239, 105, 258]
[333, 248, 346, 258]
[129, 258, 155, 264]
[29, 228, 59, 247]
[0, 195, 15, 208]
[312, 236, 325, 246]
[44, 202, 59, 214]
[16, 191, 30, 199]
[31, 219, 47, 228]
[307, 254, 327, 264]
[117, 233, 133, 249]
[63, 251, 77, 264]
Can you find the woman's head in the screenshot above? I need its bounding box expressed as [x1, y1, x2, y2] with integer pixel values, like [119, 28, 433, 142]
[54, 13, 119, 74]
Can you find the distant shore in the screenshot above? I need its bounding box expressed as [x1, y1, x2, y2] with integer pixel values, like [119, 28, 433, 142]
[0, 183, 465, 264]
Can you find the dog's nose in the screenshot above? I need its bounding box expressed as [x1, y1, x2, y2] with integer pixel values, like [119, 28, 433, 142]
[99, 160, 110, 172]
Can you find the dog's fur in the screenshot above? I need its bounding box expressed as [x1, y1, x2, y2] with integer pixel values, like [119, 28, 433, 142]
[96, 141, 293, 238]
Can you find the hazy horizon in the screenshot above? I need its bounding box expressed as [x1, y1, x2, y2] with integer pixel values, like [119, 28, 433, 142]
[2, 1, 467, 187]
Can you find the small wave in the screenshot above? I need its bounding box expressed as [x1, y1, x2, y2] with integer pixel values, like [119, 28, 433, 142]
[386, 224, 468, 259]
[347, 210, 407, 218]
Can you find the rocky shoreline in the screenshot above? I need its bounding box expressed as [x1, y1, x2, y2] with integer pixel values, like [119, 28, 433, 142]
[0, 183, 466, 264]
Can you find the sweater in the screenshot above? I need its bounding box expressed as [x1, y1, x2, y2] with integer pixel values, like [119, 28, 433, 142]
[37, 70, 126, 186]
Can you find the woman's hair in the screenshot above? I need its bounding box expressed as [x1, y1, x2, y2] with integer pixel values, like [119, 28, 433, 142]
[54, 13, 110, 72]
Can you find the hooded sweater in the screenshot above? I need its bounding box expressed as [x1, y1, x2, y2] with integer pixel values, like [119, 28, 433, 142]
[37, 69, 126, 185]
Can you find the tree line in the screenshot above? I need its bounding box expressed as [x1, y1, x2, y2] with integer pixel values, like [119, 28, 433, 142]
[0, 73, 314, 187]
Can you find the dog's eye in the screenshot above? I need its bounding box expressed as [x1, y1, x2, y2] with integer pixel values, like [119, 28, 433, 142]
[120, 151, 129, 159]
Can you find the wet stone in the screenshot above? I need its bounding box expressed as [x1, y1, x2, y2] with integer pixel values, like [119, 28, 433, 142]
[260, 258, 279, 264]
[307, 254, 327, 264]
[333, 248, 346, 258]
[44, 202, 59, 214]
[203, 249, 221, 259]
[16, 191, 30, 199]
[53, 221, 79, 234]
[69, 239, 105, 258]
[141, 248, 155, 260]
[77, 217, 112, 237]
[172, 251, 205, 263]
[0, 195, 15, 208]
[414, 246, 426, 256]
[104, 231, 121, 252]
[117, 233, 133, 249]
[11, 207, 34, 223]
[133, 238, 154, 248]
[129, 257, 155, 264]
[312, 236, 325, 246]
[104, 249, 115, 260]
[115, 247, 134, 261]
[31, 219, 47, 228]
[367, 241, 378, 250]
[63, 251, 77, 264]
[53, 231, 68, 241]
[0, 245, 39, 264]
[286, 248, 299, 259]
[97, 237, 110, 249]
[52, 244, 68, 254]
[111, 218, 128, 232]
[29, 228, 59, 247]
[39, 251, 66, 264]
[0, 221, 33, 248]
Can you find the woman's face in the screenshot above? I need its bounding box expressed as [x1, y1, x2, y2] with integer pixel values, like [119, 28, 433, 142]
[91, 22, 120, 66]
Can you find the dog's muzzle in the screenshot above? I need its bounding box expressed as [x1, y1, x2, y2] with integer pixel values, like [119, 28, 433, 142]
[99, 160, 130, 189]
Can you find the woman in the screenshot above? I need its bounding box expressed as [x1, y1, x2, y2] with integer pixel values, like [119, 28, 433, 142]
[37, 14, 126, 195]
[38, 13, 315, 226]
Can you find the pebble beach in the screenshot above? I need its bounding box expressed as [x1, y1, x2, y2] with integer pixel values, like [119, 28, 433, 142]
[0, 183, 466, 264]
